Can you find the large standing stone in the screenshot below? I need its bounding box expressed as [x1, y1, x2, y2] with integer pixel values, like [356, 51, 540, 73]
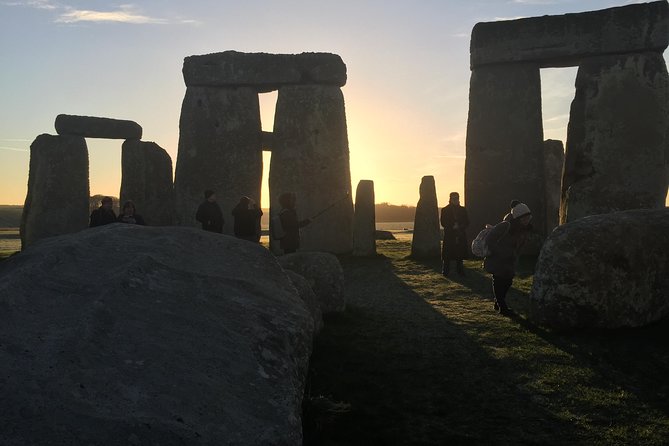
[120, 140, 174, 226]
[561, 52, 669, 224]
[20, 134, 89, 248]
[353, 180, 376, 257]
[269, 85, 353, 254]
[465, 62, 545, 234]
[0, 225, 313, 444]
[174, 86, 262, 234]
[410, 176, 441, 259]
[544, 139, 564, 234]
[55, 114, 142, 140]
[529, 209, 669, 330]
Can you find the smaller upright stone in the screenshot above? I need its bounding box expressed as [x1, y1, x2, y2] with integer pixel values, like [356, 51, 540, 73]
[55, 114, 142, 140]
[544, 139, 564, 234]
[353, 180, 376, 256]
[411, 176, 441, 259]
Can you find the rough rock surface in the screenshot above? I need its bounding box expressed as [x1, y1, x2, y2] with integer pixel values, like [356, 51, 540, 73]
[410, 176, 441, 259]
[20, 134, 89, 248]
[471, 1, 669, 68]
[55, 114, 142, 140]
[353, 180, 376, 256]
[174, 86, 262, 233]
[285, 270, 324, 334]
[269, 85, 353, 254]
[278, 252, 345, 314]
[183, 51, 347, 91]
[561, 52, 669, 224]
[529, 209, 669, 330]
[375, 230, 396, 240]
[544, 139, 564, 234]
[120, 140, 174, 226]
[0, 225, 313, 444]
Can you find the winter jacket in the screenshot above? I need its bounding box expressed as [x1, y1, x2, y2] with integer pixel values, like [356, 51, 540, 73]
[483, 220, 531, 279]
[89, 208, 117, 227]
[196, 201, 224, 233]
[440, 204, 469, 260]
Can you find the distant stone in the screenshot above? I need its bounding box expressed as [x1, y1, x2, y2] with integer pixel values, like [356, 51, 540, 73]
[55, 114, 142, 140]
[278, 252, 345, 314]
[471, 1, 669, 68]
[543, 140, 564, 234]
[375, 230, 396, 240]
[353, 180, 376, 256]
[285, 270, 324, 334]
[20, 134, 89, 248]
[183, 51, 347, 91]
[529, 209, 669, 330]
[120, 140, 174, 226]
[0, 225, 313, 444]
[410, 176, 441, 259]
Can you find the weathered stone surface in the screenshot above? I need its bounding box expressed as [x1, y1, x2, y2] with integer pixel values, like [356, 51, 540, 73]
[544, 139, 564, 234]
[375, 230, 396, 240]
[285, 270, 324, 334]
[410, 176, 441, 259]
[55, 114, 142, 140]
[529, 209, 669, 330]
[20, 134, 89, 248]
[269, 85, 353, 254]
[353, 180, 376, 256]
[561, 52, 669, 224]
[183, 51, 347, 91]
[174, 86, 262, 234]
[0, 225, 313, 444]
[465, 62, 545, 235]
[120, 140, 174, 226]
[471, 1, 669, 68]
[278, 252, 345, 314]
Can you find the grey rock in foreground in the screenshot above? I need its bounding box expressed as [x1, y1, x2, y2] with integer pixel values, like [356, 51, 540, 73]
[410, 176, 441, 259]
[0, 225, 313, 445]
[285, 270, 324, 334]
[278, 252, 345, 314]
[55, 114, 142, 140]
[529, 209, 669, 330]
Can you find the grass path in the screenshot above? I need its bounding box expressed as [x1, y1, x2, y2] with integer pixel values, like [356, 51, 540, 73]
[304, 240, 669, 445]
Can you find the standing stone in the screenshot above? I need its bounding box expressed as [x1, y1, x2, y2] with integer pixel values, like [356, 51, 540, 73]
[544, 139, 564, 234]
[20, 134, 89, 248]
[561, 52, 669, 224]
[174, 86, 262, 234]
[269, 85, 353, 254]
[353, 180, 376, 256]
[120, 140, 174, 226]
[410, 176, 441, 259]
[55, 114, 142, 140]
[465, 62, 545, 234]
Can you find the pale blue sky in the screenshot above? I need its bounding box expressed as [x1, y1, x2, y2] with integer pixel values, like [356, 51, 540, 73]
[1, 0, 666, 207]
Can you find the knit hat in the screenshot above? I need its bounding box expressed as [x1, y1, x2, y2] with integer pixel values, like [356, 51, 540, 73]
[511, 202, 531, 219]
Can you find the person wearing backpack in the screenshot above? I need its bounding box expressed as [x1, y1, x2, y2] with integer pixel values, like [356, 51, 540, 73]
[440, 192, 469, 276]
[277, 192, 311, 254]
[483, 202, 532, 315]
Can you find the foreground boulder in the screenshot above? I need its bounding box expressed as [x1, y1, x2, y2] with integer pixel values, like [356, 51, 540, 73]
[529, 209, 669, 329]
[285, 270, 324, 334]
[278, 252, 345, 314]
[0, 225, 313, 445]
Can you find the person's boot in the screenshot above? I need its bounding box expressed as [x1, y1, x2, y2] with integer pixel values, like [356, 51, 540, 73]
[442, 261, 450, 276]
[456, 260, 465, 276]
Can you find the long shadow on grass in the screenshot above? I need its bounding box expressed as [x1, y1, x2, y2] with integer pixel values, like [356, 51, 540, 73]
[304, 254, 585, 446]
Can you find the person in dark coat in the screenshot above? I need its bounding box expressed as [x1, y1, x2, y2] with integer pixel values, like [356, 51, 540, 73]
[440, 192, 469, 276]
[117, 200, 146, 225]
[278, 192, 311, 254]
[483, 202, 532, 315]
[232, 196, 263, 242]
[89, 196, 117, 227]
[195, 190, 224, 233]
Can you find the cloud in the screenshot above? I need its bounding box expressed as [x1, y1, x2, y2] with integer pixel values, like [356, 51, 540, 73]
[543, 113, 570, 123]
[55, 5, 168, 24]
[0, 146, 29, 152]
[3, 0, 58, 9]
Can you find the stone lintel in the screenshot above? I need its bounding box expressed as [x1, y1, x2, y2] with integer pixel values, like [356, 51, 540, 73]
[55, 114, 142, 140]
[471, 1, 669, 68]
[183, 51, 347, 91]
[261, 131, 273, 151]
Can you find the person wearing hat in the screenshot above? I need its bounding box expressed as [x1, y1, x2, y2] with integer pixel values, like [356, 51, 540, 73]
[483, 202, 533, 315]
[195, 189, 224, 233]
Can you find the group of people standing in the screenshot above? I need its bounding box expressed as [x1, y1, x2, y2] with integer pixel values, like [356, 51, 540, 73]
[89, 197, 146, 228]
[440, 193, 533, 316]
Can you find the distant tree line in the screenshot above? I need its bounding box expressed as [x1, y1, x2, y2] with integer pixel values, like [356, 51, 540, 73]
[374, 202, 416, 222]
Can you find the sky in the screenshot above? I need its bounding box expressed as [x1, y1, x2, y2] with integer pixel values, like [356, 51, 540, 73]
[1, 0, 667, 208]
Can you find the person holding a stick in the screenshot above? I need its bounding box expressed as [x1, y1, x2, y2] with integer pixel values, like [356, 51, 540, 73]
[277, 192, 311, 254]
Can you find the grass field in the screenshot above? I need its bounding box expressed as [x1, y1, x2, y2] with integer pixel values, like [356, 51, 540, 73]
[304, 239, 669, 445]
[0, 228, 20, 260]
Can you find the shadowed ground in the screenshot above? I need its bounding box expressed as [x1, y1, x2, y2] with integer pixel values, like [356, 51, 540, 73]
[304, 239, 669, 445]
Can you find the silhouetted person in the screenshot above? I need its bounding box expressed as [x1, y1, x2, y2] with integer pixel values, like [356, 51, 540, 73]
[196, 190, 224, 233]
[117, 200, 146, 225]
[278, 192, 311, 254]
[232, 196, 263, 242]
[89, 196, 116, 227]
[440, 192, 469, 276]
[484, 202, 532, 315]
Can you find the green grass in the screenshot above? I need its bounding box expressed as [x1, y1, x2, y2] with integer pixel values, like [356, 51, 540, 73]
[303, 239, 669, 445]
